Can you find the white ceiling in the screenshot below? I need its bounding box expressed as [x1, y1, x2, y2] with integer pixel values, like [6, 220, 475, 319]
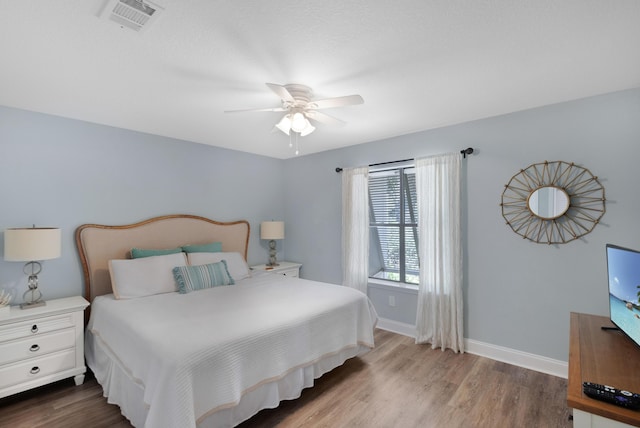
[1, 1, 639, 159]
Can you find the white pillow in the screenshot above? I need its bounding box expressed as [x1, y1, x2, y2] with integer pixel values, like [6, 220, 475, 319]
[187, 252, 251, 281]
[108, 252, 187, 299]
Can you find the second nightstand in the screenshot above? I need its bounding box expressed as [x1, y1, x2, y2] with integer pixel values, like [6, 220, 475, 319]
[251, 261, 302, 277]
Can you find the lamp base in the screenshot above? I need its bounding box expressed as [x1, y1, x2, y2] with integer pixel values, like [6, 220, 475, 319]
[267, 240, 279, 267]
[22, 269, 45, 310]
[20, 300, 46, 310]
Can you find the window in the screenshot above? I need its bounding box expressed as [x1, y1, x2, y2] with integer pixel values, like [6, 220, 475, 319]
[368, 165, 419, 284]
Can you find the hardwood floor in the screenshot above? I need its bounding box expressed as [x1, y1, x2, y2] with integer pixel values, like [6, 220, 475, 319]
[0, 329, 572, 427]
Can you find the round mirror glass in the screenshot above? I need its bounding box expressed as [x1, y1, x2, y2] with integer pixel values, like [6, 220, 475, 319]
[528, 186, 570, 219]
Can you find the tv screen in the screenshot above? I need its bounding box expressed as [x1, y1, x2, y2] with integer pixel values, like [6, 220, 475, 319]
[606, 244, 640, 348]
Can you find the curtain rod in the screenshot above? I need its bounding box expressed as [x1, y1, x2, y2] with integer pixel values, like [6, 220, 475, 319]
[335, 147, 474, 173]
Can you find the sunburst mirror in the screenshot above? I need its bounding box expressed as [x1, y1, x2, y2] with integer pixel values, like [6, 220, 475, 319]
[500, 160, 606, 244]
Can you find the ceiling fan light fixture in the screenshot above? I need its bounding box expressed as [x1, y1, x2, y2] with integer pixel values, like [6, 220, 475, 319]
[289, 112, 315, 136]
[226, 82, 361, 144]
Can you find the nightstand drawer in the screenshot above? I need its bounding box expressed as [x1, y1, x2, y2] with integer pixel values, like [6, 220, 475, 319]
[0, 349, 76, 390]
[0, 328, 76, 366]
[279, 268, 299, 277]
[251, 262, 302, 277]
[0, 313, 75, 344]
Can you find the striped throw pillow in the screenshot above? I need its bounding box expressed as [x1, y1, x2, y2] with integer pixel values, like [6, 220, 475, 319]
[172, 261, 234, 294]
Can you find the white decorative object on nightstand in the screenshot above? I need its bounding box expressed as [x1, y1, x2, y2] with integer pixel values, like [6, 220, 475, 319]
[251, 261, 302, 277]
[0, 296, 89, 399]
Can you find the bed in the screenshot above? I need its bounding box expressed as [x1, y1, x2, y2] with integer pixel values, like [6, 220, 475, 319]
[76, 214, 377, 428]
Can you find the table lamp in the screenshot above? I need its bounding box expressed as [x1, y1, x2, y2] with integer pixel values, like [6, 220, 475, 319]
[260, 221, 284, 266]
[4, 226, 62, 309]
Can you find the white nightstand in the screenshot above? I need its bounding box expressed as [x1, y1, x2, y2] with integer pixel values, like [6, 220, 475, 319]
[251, 261, 302, 277]
[0, 296, 89, 399]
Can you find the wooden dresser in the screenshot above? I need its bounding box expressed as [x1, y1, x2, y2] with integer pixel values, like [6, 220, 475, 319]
[568, 312, 640, 427]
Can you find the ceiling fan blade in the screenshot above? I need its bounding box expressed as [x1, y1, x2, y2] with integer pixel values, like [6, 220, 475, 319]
[309, 94, 364, 110]
[266, 83, 295, 102]
[224, 107, 287, 113]
[305, 110, 345, 126]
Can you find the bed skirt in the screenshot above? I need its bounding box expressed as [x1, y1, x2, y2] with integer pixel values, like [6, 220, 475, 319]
[86, 330, 369, 427]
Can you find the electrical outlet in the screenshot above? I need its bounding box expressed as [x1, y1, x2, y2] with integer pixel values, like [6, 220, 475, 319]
[388, 295, 396, 307]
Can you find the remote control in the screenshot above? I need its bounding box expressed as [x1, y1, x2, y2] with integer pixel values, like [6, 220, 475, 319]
[583, 382, 640, 410]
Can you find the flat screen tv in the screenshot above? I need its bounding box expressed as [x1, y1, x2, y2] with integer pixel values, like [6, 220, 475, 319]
[606, 244, 640, 348]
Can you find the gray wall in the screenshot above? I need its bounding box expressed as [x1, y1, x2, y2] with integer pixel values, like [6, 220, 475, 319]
[0, 106, 285, 300]
[284, 88, 640, 361]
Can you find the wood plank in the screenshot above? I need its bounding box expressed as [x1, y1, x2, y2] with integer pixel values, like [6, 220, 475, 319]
[567, 312, 584, 409]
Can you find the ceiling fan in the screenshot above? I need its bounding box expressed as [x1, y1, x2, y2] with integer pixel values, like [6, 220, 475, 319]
[225, 83, 364, 137]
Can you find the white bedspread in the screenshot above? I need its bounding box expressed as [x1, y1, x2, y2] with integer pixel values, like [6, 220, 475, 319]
[87, 273, 377, 428]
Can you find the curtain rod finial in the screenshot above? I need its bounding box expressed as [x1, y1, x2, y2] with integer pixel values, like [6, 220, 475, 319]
[461, 147, 474, 158]
[335, 167, 343, 173]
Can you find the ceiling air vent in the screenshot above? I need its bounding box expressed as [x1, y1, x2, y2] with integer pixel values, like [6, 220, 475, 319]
[100, 0, 165, 32]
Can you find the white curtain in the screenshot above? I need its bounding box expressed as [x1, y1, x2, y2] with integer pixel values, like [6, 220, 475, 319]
[415, 152, 464, 352]
[341, 166, 369, 293]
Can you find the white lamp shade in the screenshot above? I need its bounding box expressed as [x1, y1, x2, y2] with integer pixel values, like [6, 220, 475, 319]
[260, 221, 284, 240]
[275, 115, 292, 135]
[290, 112, 307, 133]
[299, 121, 316, 136]
[4, 228, 62, 261]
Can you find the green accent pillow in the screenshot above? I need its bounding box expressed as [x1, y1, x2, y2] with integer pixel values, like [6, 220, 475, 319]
[181, 242, 223, 253]
[172, 261, 234, 294]
[131, 247, 183, 259]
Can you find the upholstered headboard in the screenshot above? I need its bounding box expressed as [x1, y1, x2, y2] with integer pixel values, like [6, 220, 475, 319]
[76, 214, 250, 304]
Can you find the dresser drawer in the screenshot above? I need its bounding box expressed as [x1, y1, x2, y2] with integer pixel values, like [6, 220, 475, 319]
[0, 313, 75, 344]
[0, 349, 76, 390]
[0, 328, 76, 366]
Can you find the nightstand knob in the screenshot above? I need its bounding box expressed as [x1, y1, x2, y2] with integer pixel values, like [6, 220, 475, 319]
[31, 324, 38, 334]
[29, 344, 40, 352]
[30, 366, 40, 375]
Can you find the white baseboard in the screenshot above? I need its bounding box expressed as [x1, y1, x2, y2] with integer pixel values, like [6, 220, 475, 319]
[376, 317, 417, 337]
[465, 339, 568, 378]
[375, 317, 568, 379]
